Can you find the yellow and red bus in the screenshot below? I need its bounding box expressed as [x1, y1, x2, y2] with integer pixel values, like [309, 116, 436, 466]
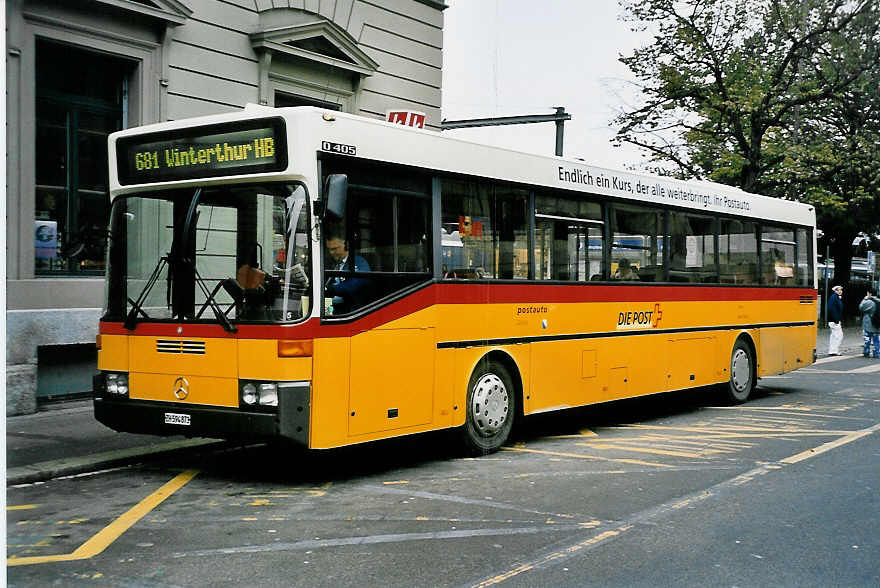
[94, 106, 817, 454]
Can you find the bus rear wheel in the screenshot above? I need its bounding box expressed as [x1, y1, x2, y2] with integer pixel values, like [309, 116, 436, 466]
[460, 359, 515, 455]
[725, 338, 755, 404]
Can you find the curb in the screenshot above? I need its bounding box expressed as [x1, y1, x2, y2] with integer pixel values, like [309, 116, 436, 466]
[7, 438, 228, 486]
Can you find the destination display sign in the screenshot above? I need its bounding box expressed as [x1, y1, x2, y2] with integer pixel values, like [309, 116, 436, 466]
[116, 118, 287, 185]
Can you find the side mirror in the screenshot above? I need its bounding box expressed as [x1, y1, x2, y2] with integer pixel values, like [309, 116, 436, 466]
[324, 174, 348, 220]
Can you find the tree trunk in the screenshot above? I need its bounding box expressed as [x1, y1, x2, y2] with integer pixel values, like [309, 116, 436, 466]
[830, 231, 856, 288]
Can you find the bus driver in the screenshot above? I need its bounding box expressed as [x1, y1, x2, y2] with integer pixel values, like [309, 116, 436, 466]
[324, 233, 371, 314]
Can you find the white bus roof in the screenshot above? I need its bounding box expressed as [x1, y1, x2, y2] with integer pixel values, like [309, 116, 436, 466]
[109, 105, 816, 227]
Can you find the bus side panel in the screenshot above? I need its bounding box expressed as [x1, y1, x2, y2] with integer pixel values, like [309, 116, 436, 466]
[757, 328, 785, 376]
[530, 339, 584, 412]
[666, 335, 716, 391]
[783, 324, 815, 372]
[436, 348, 456, 428]
[310, 337, 351, 449]
[348, 327, 435, 436]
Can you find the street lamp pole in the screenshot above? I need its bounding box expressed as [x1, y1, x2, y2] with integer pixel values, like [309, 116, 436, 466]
[441, 107, 572, 157]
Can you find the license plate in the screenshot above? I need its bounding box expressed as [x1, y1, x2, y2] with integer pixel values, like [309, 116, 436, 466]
[164, 412, 191, 426]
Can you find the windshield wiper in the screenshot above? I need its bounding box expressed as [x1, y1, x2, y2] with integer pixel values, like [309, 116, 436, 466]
[124, 255, 169, 330]
[192, 265, 237, 333]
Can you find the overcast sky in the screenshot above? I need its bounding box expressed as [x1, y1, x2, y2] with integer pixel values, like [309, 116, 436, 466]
[441, 0, 647, 170]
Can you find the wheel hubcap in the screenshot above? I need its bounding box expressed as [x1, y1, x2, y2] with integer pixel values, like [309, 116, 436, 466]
[471, 373, 509, 436]
[731, 349, 751, 393]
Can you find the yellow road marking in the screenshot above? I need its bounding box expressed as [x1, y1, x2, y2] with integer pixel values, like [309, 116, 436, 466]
[7, 504, 40, 511]
[503, 446, 670, 468]
[7, 469, 198, 566]
[383, 480, 409, 485]
[618, 424, 856, 436]
[581, 443, 703, 459]
[473, 525, 633, 587]
[547, 428, 598, 439]
[781, 423, 880, 464]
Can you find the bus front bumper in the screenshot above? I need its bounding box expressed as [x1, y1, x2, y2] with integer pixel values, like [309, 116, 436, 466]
[93, 384, 310, 447]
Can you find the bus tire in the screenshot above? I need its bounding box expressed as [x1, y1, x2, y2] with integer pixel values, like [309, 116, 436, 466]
[460, 359, 515, 456]
[725, 337, 756, 404]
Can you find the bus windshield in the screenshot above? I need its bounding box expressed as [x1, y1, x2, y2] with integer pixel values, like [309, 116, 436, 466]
[104, 182, 312, 326]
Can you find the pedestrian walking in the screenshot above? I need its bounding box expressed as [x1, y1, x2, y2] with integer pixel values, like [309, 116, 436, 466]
[827, 285, 844, 356]
[858, 289, 880, 358]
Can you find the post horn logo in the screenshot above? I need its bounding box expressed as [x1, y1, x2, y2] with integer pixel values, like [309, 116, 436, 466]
[173, 376, 190, 400]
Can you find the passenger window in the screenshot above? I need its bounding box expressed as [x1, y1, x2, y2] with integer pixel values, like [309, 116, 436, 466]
[668, 213, 717, 282]
[719, 219, 759, 284]
[441, 179, 493, 279]
[610, 204, 663, 282]
[761, 225, 796, 286]
[535, 193, 604, 281]
[796, 228, 812, 286]
[494, 186, 530, 279]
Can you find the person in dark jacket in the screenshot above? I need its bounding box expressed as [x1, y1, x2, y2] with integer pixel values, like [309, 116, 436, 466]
[858, 290, 880, 358]
[324, 234, 371, 315]
[826, 285, 844, 355]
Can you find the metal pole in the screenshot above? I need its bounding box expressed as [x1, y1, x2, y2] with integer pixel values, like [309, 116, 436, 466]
[554, 106, 565, 157]
[441, 108, 571, 157]
[823, 244, 830, 324]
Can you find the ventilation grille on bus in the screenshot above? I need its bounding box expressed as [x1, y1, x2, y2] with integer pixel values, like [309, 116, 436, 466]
[799, 296, 815, 304]
[156, 340, 206, 355]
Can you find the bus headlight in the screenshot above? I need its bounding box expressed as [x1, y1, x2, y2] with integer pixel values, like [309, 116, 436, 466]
[239, 380, 284, 409]
[104, 372, 129, 396]
[116, 373, 129, 396]
[106, 373, 118, 395]
[241, 383, 258, 405]
[259, 383, 278, 406]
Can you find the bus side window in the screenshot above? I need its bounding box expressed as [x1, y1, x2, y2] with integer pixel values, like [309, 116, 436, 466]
[610, 203, 662, 282]
[719, 220, 759, 284]
[535, 192, 604, 281]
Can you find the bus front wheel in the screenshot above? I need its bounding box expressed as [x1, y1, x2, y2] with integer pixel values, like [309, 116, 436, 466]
[460, 359, 515, 455]
[725, 338, 756, 404]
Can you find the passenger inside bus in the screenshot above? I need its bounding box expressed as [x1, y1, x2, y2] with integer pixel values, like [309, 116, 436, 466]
[613, 258, 639, 281]
[324, 232, 371, 314]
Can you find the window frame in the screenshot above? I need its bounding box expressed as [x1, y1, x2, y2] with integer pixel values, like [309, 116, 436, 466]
[34, 40, 130, 276]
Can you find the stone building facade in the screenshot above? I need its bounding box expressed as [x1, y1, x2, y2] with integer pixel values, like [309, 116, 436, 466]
[5, 0, 445, 414]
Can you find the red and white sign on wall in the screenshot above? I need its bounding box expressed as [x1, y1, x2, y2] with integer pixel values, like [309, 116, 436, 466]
[386, 109, 426, 129]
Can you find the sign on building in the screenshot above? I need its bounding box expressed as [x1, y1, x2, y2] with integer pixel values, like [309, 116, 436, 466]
[386, 109, 426, 128]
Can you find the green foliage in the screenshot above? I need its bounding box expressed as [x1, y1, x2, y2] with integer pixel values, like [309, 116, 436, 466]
[614, 0, 880, 282]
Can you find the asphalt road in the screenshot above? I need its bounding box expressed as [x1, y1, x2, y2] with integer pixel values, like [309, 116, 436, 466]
[7, 354, 880, 587]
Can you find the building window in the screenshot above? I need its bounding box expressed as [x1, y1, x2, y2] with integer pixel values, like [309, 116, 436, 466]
[275, 92, 341, 110]
[35, 41, 131, 275]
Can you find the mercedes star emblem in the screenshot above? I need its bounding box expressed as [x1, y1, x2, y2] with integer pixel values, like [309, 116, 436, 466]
[173, 376, 190, 400]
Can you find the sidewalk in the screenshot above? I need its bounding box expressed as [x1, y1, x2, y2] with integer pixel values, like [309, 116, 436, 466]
[815, 324, 865, 357]
[6, 400, 224, 485]
[5, 326, 872, 485]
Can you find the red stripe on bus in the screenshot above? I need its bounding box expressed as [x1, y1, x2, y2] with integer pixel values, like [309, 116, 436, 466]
[99, 283, 816, 340]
